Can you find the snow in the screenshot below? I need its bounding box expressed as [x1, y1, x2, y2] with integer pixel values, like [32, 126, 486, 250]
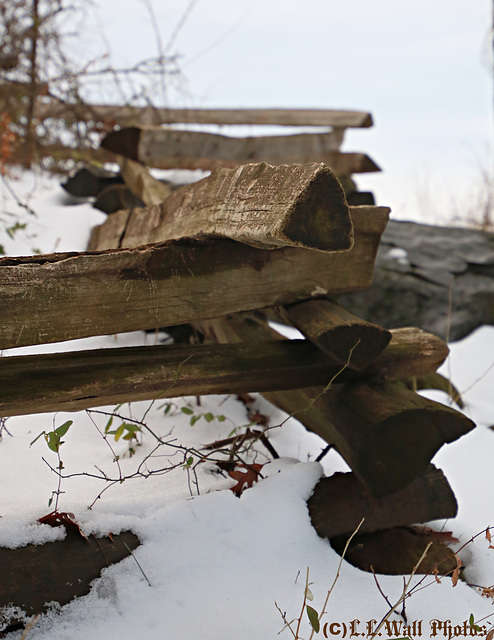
[1, 169, 494, 638]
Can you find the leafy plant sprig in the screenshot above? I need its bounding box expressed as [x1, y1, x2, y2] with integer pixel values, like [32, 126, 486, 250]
[180, 405, 226, 427]
[31, 420, 73, 508]
[30, 420, 73, 454]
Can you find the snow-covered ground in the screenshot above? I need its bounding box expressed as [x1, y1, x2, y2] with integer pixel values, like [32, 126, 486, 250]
[1, 169, 494, 639]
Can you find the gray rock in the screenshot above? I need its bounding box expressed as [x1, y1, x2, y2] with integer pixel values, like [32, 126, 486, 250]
[337, 220, 494, 342]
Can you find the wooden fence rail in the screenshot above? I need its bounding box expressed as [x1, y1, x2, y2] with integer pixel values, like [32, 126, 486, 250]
[100, 126, 380, 173]
[0, 102, 477, 620]
[33, 104, 374, 128]
[0, 206, 387, 350]
[0, 150, 477, 589]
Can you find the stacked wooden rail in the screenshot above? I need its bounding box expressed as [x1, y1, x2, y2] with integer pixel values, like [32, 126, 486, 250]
[0, 161, 474, 581]
[96, 107, 379, 204]
[25, 104, 378, 203]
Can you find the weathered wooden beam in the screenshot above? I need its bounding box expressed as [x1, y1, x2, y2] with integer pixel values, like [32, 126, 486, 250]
[0, 529, 139, 620]
[0, 340, 355, 417]
[90, 162, 353, 252]
[62, 164, 124, 197]
[278, 298, 392, 370]
[195, 314, 474, 496]
[100, 126, 380, 174]
[308, 465, 457, 539]
[0, 207, 389, 350]
[330, 527, 459, 576]
[0, 323, 451, 417]
[34, 104, 374, 128]
[318, 378, 474, 497]
[93, 184, 145, 215]
[32, 144, 116, 166]
[364, 326, 450, 379]
[0, 81, 49, 101]
[265, 321, 449, 379]
[118, 156, 173, 205]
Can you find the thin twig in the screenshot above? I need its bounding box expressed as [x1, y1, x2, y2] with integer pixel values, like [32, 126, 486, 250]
[19, 614, 40, 640]
[123, 542, 152, 587]
[274, 601, 297, 638]
[274, 339, 361, 431]
[371, 565, 394, 610]
[308, 518, 365, 640]
[369, 541, 433, 638]
[294, 568, 310, 639]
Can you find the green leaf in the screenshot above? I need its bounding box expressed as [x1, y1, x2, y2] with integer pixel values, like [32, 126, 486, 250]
[104, 416, 114, 433]
[45, 432, 61, 453]
[204, 412, 214, 423]
[113, 424, 126, 442]
[122, 423, 140, 434]
[6, 222, 27, 239]
[305, 587, 314, 602]
[469, 614, 480, 631]
[164, 403, 172, 415]
[306, 606, 320, 633]
[217, 415, 226, 422]
[54, 420, 72, 438]
[190, 415, 201, 426]
[181, 406, 194, 416]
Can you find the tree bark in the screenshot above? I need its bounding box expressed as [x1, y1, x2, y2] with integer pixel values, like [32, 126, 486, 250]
[90, 161, 354, 253]
[23, 0, 39, 167]
[0, 207, 388, 350]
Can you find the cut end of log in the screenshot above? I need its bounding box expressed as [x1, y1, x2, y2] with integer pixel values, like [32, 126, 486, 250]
[101, 127, 140, 161]
[357, 395, 476, 497]
[360, 113, 374, 128]
[330, 527, 460, 575]
[281, 298, 392, 369]
[316, 323, 391, 369]
[365, 327, 450, 379]
[308, 465, 457, 539]
[282, 165, 354, 252]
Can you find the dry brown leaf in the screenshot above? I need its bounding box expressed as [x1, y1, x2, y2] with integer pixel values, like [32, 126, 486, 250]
[228, 463, 264, 497]
[410, 525, 459, 544]
[433, 565, 442, 584]
[451, 553, 462, 586]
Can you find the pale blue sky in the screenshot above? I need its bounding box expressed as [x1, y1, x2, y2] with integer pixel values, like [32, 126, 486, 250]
[91, 0, 493, 222]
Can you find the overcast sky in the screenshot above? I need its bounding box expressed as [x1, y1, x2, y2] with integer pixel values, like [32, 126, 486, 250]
[91, 0, 493, 223]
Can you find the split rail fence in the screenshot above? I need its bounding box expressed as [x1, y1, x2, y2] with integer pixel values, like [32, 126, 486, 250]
[27, 101, 380, 203]
[0, 109, 475, 619]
